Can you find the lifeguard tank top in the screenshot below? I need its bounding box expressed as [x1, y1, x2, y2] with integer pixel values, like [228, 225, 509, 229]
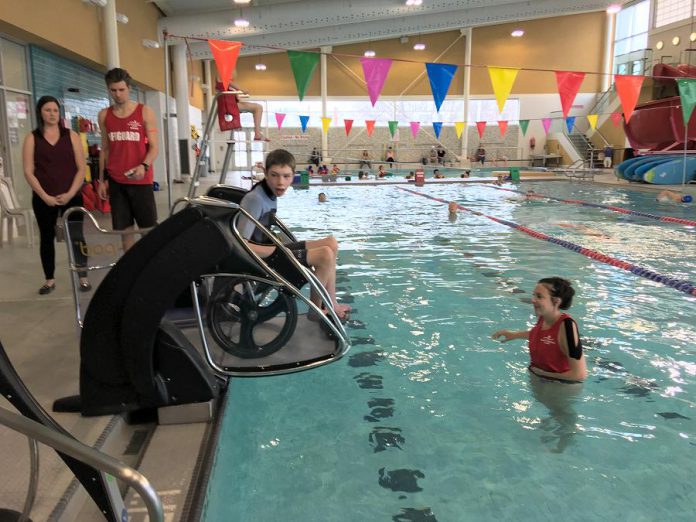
[105, 103, 153, 185]
[528, 313, 574, 373]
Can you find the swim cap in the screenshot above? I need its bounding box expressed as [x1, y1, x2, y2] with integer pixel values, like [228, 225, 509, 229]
[682, 195, 693, 203]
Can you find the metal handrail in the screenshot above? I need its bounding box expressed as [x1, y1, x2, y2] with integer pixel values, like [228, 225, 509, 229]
[0, 406, 164, 522]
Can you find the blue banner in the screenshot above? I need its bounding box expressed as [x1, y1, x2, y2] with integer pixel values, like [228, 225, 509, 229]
[432, 121, 443, 139]
[565, 116, 576, 134]
[426, 63, 458, 112]
[299, 115, 310, 133]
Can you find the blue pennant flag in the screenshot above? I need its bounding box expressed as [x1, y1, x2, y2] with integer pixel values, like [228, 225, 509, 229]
[299, 115, 310, 133]
[426, 63, 458, 112]
[565, 116, 576, 134]
[432, 121, 443, 139]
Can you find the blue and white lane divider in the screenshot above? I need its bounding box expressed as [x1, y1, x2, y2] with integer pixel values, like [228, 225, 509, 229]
[398, 186, 696, 297]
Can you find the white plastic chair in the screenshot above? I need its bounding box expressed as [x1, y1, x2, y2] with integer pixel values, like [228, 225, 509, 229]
[0, 177, 35, 248]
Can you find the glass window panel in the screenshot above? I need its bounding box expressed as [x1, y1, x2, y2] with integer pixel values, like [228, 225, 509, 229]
[0, 39, 29, 90]
[655, 0, 692, 28]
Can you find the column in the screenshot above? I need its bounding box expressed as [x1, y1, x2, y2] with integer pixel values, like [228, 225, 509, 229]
[104, 0, 119, 69]
[172, 44, 191, 177]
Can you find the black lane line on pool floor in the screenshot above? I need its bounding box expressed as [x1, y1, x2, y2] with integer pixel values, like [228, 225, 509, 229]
[397, 186, 696, 297]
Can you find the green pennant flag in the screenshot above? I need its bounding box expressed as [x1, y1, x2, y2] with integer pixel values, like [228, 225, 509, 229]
[388, 120, 398, 137]
[287, 50, 320, 101]
[676, 78, 696, 125]
[519, 119, 530, 136]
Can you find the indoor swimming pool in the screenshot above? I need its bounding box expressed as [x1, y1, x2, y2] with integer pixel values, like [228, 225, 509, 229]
[202, 181, 696, 521]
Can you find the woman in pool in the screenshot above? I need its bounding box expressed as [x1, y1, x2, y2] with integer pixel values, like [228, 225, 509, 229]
[491, 277, 587, 382]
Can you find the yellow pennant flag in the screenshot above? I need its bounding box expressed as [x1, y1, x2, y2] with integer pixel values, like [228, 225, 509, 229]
[587, 114, 598, 130]
[455, 121, 466, 139]
[488, 67, 520, 113]
[321, 117, 331, 134]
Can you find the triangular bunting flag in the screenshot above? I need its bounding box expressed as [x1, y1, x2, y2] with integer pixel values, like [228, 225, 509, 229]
[426, 63, 458, 112]
[488, 67, 520, 113]
[299, 115, 310, 133]
[321, 117, 331, 134]
[614, 75, 644, 123]
[610, 112, 623, 127]
[555, 71, 585, 118]
[208, 40, 242, 90]
[565, 116, 576, 134]
[498, 120, 508, 137]
[361, 58, 393, 106]
[365, 120, 376, 137]
[455, 121, 466, 139]
[344, 119, 354, 136]
[410, 121, 420, 139]
[275, 113, 286, 129]
[287, 50, 320, 101]
[676, 78, 696, 125]
[518, 119, 530, 135]
[388, 120, 399, 138]
[476, 121, 486, 139]
[433, 121, 443, 139]
[587, 114, 598, 130]
[542, 118, 552, 134]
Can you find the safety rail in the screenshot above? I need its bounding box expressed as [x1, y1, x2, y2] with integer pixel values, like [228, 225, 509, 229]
[0, 406, 163, 522]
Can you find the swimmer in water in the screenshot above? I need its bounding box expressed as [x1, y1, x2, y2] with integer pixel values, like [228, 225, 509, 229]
[448, 201, 458, 221]
[555, 222, 610, 239]
[657, 190, 693, 204]
[318, 192, 328, 203]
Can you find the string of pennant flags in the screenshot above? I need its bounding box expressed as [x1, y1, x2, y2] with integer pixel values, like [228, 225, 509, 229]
[206, 38, 696, 138]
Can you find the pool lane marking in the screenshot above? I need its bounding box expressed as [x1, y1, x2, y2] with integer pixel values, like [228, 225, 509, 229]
[479, 184, 696, 228]
[397, 186, 696, 297]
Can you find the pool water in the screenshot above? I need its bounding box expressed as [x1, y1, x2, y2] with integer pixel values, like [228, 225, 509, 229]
[202, 182, 696, 521]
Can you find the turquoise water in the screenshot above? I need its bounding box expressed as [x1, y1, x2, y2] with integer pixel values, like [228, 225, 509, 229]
[202, 182, 696, 521]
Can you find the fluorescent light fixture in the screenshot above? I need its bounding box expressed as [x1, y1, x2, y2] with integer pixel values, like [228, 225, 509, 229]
[255, 63, 267, 71]
[364, 49, 376, 57]
[234, 0, 251, 3]
[606, 4, 621, 14]
[142, 39, 161, 49]
[234, 18, 250, 28]
[116, 13, 129, 24]
[82, 0, 107, 7]
[406, 0, 423, 5]
[413, 42, 426, 51]
[511, 29, 524, 37]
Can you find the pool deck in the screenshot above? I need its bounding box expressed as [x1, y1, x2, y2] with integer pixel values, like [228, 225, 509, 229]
[1, 169, 694, 521]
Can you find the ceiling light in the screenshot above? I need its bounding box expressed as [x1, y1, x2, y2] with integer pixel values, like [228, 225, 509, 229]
[690, 32, 696, 42]
[364, 49, 376, 57]
[656, 40, 664, 50]
[606, 4, 621, 14]
[405, 0, 423, 5]
[255, 63, 267, 71]
[116, 13, 128, 24]
[142, 39, 161, 49]
[234, 0, 251, 3]
[413, 42, 426, 51]
[234, 18, 250, 28]
[511, 29, 524, 37]
[82, 0, 107, 7]
[673, 36, 681, 46]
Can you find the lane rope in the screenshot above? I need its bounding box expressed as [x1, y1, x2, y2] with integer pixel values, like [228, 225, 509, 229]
[397, 186, 696, 297]
[479, 184, 696, 228]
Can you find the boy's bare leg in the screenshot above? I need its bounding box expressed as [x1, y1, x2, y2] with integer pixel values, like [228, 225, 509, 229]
[306, 245, 351, 319]
[305, 236, 338, 256]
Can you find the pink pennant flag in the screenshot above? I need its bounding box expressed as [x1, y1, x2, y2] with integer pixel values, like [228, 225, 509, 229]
[365, 120, 376, 137]
[275, 113, 286, 129]
[610, 112, 623, 127]
[360, 58, 393, 106]
[410, 121, 420, 138]
[476, 121, 487, 139]
[555, 71, 586, 118]
[344, 119, 354, 136]
[614, 75, 644, 123]
[542, 118, 553, 134]
[498, 120, 508, 137]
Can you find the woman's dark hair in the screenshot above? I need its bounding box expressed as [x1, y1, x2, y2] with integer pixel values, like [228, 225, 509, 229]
[538, 277, 575, 310]
[35, 96, 62, 133]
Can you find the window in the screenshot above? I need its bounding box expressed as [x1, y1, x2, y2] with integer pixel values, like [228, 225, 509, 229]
[614, 1, 649, 57]
[654, 0, 694, 28]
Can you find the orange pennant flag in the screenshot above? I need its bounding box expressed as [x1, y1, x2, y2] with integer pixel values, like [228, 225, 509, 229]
[365, 120, 376, 137]
[476, 121, 487, 139]
[208, 40, 243, 90]
[498, 120, 508, 137]
[555, 71, 586, 118]
[614, 75, 645, 123]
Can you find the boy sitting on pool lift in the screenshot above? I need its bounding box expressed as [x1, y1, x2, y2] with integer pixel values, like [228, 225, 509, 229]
[238, 149, 351, 321]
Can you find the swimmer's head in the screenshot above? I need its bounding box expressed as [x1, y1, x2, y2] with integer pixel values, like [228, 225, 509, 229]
[318, 192, 327, 202]
[683, 194, 693, 203]
[448, 201, 458, 214]
[537, 277, 575, 310]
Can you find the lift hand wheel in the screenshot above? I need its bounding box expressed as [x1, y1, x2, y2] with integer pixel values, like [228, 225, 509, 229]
[207, 277, 298, 358]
